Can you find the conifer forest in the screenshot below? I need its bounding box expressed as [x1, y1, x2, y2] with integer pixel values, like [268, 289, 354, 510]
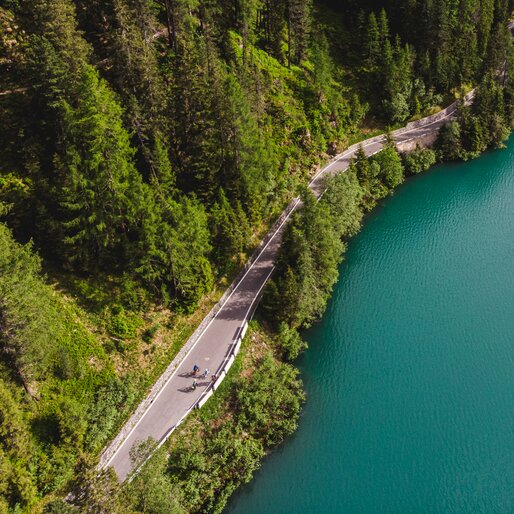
[1, 0, 514, 511]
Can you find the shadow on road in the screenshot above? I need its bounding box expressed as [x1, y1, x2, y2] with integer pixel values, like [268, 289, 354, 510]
[178, 372, 195, 378]
[178, 382, 210, 394]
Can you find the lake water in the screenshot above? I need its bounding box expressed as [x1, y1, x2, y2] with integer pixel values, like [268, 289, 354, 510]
[228, 140, 514, 513]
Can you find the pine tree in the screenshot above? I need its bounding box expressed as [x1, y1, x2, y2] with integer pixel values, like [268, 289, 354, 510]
[209, 189, 246, 270]
[136, 195, 213, 309]
[436, 120, 464, 160]
[108, 0, 172, 184]
[323, 167, 364, 239]
[287, 0, 312, 65]
[54, 66, 148, 270]
[0, 223, 58, 392]
[29, 0, 91, 101]
[479, 0, 495, 55]
[220, 74, 276, 220]
[380, 38, 413, 123]
[366, 12, 380, 66]
[169, 37, 226, 203]
[353, 146, 388, 210]
[378, 8, 389, 46]
[262, 0, 287, 62]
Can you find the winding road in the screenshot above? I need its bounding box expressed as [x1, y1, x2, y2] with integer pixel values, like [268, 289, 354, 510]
[100, 95, 471, 482]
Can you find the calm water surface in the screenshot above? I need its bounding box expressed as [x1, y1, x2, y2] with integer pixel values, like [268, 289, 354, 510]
[228, 139, 514, 513]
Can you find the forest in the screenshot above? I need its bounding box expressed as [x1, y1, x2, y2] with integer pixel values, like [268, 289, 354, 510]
[1, 0, 514, 511]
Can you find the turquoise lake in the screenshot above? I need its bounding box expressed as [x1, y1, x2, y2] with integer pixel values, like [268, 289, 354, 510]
[228, 140, 514, 513]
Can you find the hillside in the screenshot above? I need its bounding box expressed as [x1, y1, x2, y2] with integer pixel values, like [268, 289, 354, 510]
[1, 0, 514, 511]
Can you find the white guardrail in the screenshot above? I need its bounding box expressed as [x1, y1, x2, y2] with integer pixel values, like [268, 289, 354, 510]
[125, 320, 249, 482]
[195, 320, 246, 407]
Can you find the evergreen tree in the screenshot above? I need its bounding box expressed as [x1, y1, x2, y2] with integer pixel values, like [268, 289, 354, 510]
[220, 74, 276, 220]
[264, 190, 344, 328]
[287, 0, 312, 65]
[0, 223, 57, 391]
[436, 120, 464, 160]
[366, 12, 380, 66]
[372, 144, 404, 189]
[209, 189, 248, 271]
[29, 0, 91, 101]
[169, 37, 226, 203]
[381, 39, 413, 123]
[108, 0, 173, 185]
[478, 0, 495, 55]
[322, 169, 363, 238]
[261, 0, 287, 61]
[378, 8, 389, 46]
[353, 146, 388, 210]
[136, 195, 213, 309]
[54, 65, 149, 270]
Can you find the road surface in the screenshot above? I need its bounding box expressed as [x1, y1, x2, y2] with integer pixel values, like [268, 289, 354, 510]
[101, 100, 464, 482]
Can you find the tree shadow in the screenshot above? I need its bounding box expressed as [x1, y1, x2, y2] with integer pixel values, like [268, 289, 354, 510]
[32, 412, 60, 445]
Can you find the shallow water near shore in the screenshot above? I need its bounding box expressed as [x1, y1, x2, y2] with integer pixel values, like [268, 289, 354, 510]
[227, 138, 514, 514]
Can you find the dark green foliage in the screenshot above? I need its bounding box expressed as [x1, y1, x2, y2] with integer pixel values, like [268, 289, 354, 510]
[0, 0, 513, 509]
[372, 144, 405, 189]
[209, 189, 250, 272]
[264, 170, 367, 329]
[264, 142, 407, 331]
[354, 0, 512, 123]
[380, 40, 413, 124]
[219, 74, 277, 219]
[365, 12, 380, 66]
[4, 0, 465, 321]
[70, 466, 134, 514]
[54, 65, 150, 270]
[322, 168, 364, 238]
[129, 343, 304, 514]
[235, 353, 304, 446]
[135, 195, 214, 310]
[167, 423, 265, 513]
[277, 322, 308, 361]
[126, 444, 184, 514]
[436, 120, 464, 161]
[0, 223, 57, 386]
[105, 0, 172, 184]
[29, 0, 92, 98]
[402, 146, 437, 175]
[44, 499, 80, 513]
[437, 73, 513, 161]
[264, 190, 345, 328]
[353, 146, 388, 211]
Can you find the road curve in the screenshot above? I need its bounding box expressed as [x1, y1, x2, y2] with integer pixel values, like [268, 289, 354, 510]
[101, 97, 467, 482]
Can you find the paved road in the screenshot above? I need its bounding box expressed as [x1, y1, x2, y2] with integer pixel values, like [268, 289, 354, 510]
[102, 104, 461, 482]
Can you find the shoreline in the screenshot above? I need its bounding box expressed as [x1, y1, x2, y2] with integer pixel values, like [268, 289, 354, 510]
[115, 106, 513, 512]
[100, 90, 473, 480]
